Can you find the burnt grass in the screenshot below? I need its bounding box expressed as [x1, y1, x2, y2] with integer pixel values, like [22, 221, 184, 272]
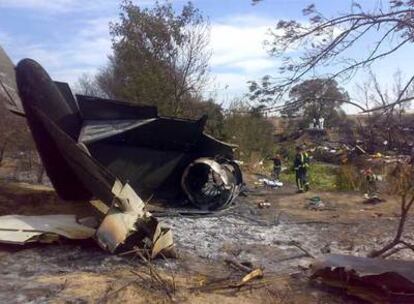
[0, 178, 412, 303]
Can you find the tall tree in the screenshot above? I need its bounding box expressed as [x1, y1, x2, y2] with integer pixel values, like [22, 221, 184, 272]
[97, 0, 211, 116]
[283, 78, 348, 127]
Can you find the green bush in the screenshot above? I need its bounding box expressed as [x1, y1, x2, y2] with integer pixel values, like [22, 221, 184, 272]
[223, 102, 276, 161]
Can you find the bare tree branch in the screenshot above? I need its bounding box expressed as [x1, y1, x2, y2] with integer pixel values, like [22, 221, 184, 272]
[249, 1, 414, 112]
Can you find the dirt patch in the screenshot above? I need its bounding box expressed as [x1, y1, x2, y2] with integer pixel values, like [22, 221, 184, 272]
[0, 178, 412, 303]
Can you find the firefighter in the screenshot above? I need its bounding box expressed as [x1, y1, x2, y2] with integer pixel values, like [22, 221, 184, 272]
[294, 146, 310, 193]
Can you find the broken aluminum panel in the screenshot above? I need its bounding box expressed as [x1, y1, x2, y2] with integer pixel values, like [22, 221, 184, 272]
[96, 181, 174, 257]
[151, 222, 175, 259]
[0, 214, 96, 244]
[181, 158, 243, 210]
[0, 46, 23, 115]
[96, 182, 147, 253]
[311, 254, 414, 303]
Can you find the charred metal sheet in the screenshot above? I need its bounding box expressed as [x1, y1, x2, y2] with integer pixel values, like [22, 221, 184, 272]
[10, 57, 242, 210]
[0, 214, 96, 244]
[10, 58, 173, 255]
[76, 94, 158, 120]
[0, 47, 243, 254]
[78, 119, 156, 144]
[311, 254, 414, 303]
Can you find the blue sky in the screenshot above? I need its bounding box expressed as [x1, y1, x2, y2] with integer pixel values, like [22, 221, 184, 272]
[1, 0, 413, 112]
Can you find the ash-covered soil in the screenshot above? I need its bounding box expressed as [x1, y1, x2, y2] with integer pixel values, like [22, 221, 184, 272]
[0, 180, 412, 303]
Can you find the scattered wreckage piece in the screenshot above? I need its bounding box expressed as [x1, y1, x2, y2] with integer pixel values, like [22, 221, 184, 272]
[363, 197, 386, 205]
[306, 196, 324, 210]
[255, 178, 283, 188]
[0, 46, 242, 254]
[311, 254, 414, 303]
[0, 47, 242, 211]
[95, 181, 174, 255]
[0, 50, 174, 256]
[257, 201, 271, 209]
[0, 214, 95, 244]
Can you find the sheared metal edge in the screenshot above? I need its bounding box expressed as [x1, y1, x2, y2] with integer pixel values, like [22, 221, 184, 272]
[151, 225, 174, 259]
[96, 181, 174, 256]
[0, 214, 96, 244]
[195, 158, 232, 186]
[95, 181, 147, 253]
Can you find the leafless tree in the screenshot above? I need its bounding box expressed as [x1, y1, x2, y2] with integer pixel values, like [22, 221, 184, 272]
[170, 22, 211, 114]
[353, 70, 414, 152]
[369, 163, 414, 258]
[249, 1, 414, 112]
[75, 73, 106, 97]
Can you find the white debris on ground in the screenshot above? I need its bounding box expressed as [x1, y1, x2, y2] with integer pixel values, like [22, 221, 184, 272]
[257, 178, 283, 188]
[161, 216, 348, 272]
[162, 212, 414, 273]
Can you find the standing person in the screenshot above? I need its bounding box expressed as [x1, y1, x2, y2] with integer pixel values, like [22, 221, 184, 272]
[271, 154, 282, 181]
[294, 146, 310, 193]
[362, 168, 377, 198]
[319, 116, 325, 130]
[302, 147, 310, 191]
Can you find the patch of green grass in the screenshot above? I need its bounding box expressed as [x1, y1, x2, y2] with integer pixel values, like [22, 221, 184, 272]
[280, 162, 338, 191]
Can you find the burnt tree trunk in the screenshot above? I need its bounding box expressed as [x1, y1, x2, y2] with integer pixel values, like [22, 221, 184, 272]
[368, 194, 414, 258]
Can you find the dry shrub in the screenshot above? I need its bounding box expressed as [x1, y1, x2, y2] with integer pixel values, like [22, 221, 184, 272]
[336, 164, 362, 191]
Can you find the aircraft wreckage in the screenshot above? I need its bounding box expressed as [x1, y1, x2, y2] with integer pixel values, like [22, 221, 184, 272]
[0, 46, 243, 255]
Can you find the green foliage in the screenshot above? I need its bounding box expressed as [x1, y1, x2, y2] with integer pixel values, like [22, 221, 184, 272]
[275, 145, 296, 162]
[281, 162, 339, 191]
[75, 1, 281, 163]
[181, 98, 225, 139]
[279, 162, 367, 192]
[283, 78, 349, 128]
[222, 102, 275, 160]
[95, 0, 210, 116]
